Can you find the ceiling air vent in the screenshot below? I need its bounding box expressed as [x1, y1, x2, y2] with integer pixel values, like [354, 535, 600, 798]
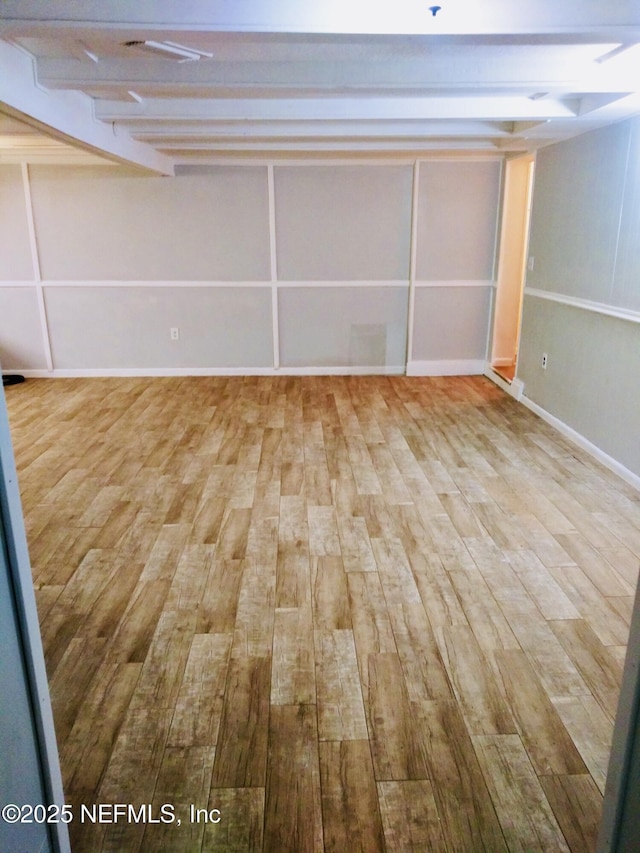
[123, 40, 212, 61]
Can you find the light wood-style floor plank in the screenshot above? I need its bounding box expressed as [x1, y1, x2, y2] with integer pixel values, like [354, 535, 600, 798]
[416, 699, 510, 851]
[210, 654, 270, 788]
[6, 374, 638, 852]
[271, 606, 315, 705]
[551, 695, 614, 795]
[320, 740, 385, 853]
[378, 779, 445, 852]
[540, 774, 602, 853]
[495, 648, 588, 776]
[144, 746, 216, 853]
[264, 704, 324, 853]
[315, 629, 368, 741]
[203, 788, 265, 852]
[549, 618, 625, 720]
[366, 652, 430, 780]
[473, 734, 570, 852]
[61, 661, 142, 796]
[439, 625, 517, 735]
[311, 555, 352, 631]
[167, 633, 231, 748]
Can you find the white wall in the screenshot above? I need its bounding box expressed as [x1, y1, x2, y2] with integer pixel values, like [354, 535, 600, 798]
[0, 158, 502, 376]
[30, 165, 271, 282]
[274, 165, 412, 281]
[0, 164, 33, 281]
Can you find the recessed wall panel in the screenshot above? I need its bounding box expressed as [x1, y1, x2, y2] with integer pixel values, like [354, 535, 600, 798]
[518, 294, 640, 476]
[612, 117, 640, 312]
[44, 286, 273, 369]
[29, 166, 270, 281]
[527, 122, 630, 303]
[279, 286, 408, 369]
[0, 287, 47, 369]
[412, 286, 491, 361]
[274, 165, 413, 281]
[416, 161, 501, 281]
[0, 165, 34, 281]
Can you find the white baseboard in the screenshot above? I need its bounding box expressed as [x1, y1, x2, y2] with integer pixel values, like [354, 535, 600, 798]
[4, 365, 406, 378]
[484, 369, 639, 490]
[406, 359, 486, 376]
[277, 365, 405, 376]
[4, 367, 275, 378]
[521, 395, 640, 493]
[484, 366, 524, 400]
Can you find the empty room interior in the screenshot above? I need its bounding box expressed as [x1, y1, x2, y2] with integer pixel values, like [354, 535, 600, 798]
[1, 2, 640, 852]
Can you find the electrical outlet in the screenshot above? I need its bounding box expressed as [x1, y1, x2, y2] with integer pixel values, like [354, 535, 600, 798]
[541, 352, 548, 369]
[170, 327, 179, 341]
[528, 256, 535, 271]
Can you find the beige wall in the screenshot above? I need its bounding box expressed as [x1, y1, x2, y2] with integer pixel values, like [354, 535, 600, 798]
[518, 116, 640, 476]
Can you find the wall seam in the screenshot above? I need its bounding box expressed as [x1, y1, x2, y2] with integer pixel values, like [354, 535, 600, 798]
[608, 123, 634, 305]
[267, 164, 280, 369]
[20, 163, 53, 372]
[405, 160, 420, 371]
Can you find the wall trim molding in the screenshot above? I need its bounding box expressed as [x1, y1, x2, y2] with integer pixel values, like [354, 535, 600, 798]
[0, 279, 411, 289]
[525, 287, 640, 325]
[520, 394, 640, 493]
[415, 279, 494, 288]
[270, 280, 410, 288]
[0, 280, 37, 287]
[407, 359, 486, 376]
[1, 279, 498, 290]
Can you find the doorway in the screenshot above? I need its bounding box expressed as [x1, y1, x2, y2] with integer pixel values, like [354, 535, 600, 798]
[491, 154, 535, 383]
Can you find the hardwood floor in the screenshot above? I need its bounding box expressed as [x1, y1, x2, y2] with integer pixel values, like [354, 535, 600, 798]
[6, 375, 639, 852]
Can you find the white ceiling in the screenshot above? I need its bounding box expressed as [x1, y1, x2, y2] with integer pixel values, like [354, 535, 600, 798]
[1, 1, 640, 173]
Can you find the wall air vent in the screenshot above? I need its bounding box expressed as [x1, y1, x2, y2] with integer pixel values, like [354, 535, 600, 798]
[122, 40, 213, 62]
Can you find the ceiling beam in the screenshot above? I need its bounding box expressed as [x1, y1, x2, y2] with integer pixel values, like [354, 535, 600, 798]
[95, 96, 580, 124]
[166, 138, 509, 155]
[0, 39, 174, 174]
[127, 119, 515, 139]
[34, 49, 622, 93]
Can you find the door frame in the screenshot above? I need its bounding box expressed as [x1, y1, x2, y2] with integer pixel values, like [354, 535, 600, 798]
[490, 153, 535, 379]
[0, 382, 70, 853]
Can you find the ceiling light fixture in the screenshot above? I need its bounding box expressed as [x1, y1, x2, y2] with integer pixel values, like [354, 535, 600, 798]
[428, 5, 442, 16]
[123, 40, 213, 62]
